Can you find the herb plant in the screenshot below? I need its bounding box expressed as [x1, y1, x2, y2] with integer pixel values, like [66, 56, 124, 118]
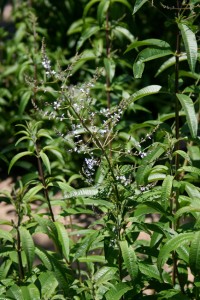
[0, 0, 200, 299]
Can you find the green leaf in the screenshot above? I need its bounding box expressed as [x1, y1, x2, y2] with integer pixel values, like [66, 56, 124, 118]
[161, 175, 173, 209]
[73, 231, 99, 262]
[136, 47, 172, 62]
[77, 26, 100, 50]
[40, 150, 51, 175]
[126, 85, 162, 108]
[35, 247, 53, 270]
[63, 187, 99, 199]
[114, 26, 134, 42]
[26, 284, 40, 300]
[7, 284, 24, 300]
[173, 150, 192, 165]
[54, 222, 69, 261]
[0, 229, 13, 243]
[93, 266, 118, 285]
[175, 206, 200, 221]
[76, 198, 114, 210]
[22, 184, 43, 202]
[39, 271, 58, 298]
[136, 144, 165, 185]
[155, 53, 187, 76]
[83, 0, 100, 20]
[19, 91, 32, 116]
[176, 93, 197, 138]
[37, 129, 53, 140]
[125, 38, 171, 53]
[133, 0, 148, 14]
[105, 282, 132, 300]
[157, 232, 194, 271]
[133, 60, 144, 79]
[138, 262, 161, 281]
[8, 151, 34, 174]
[118, 132, 141, 151]
[120, 240, 138, 281]
[189, 231, 200, 275]
[97, 0, 110, 26]
[104, 58, 116, 83]
[20, 227, 35, 273]
[178, 23, 197, 72]
[133, 48, 172, 78]
[112, 0, 132, 10]
[78, 255, 106, 263]
[178, 166, 200, 177]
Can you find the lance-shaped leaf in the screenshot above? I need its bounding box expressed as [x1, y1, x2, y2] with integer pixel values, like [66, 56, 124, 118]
[77, 26, 100, 50]
[178, 166, 200, 177]
[161, 175, 173, 209]
[104, 58, 116, 83]
[40, 150, 51, 175]
[133, 0, 148, 14]
[157, 232, 194, 272]
[105, 282, 132, 300]
[112, 0, 132, 10]
[120, 240, 138, 281]
[133, 47, 172, 78]
[0, 229, 13, 243]
[97, 0, 110, 26]
[138, 262, 161, 281]
[22, 184, 43, 202]
[189, 231, 200, 275]
[7, 284, 24, 300]
[126, 85, 161, 108]
[155, 53, 187, 76]
[20, 227, 35, 274]
[175, 206, 200, 221]
[63, 187, 99, 199]
[178, 23, 197, 72]
[93, 266, 118, 285]
[8, 151, 34, 174]
[39, 271, 58, 299]
[125, 38, 171, 53]
[54, 222, 69, 262]
[83, 0, 100, 20]
[176, 93, 197, 138]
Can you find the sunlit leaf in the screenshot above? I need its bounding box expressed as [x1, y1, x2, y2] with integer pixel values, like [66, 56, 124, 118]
[120, 240, 138, 281]
[178, 23, 197, 72]
[176, 93, 197, 138]
[125, 38, 171, 53]
[39, 271, 58, 298]
[54, 222, 69, 262]
[127, 85, 162, 107]
[40, 150, 51, 175]
[161, 175, 173, 210]
[20, 227, 35, 274]
[157, 232, 194, 271]
[105, 282, 132, 300]
[189, 231, 200, 275]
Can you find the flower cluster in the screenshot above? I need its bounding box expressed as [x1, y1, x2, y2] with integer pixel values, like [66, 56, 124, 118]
[116, 175, 132, 186]
[83, 157, 99, 184]
[41, 38, 56, 77]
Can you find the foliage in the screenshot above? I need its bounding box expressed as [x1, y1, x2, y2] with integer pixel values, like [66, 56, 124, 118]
[0, 0, 200, 299]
